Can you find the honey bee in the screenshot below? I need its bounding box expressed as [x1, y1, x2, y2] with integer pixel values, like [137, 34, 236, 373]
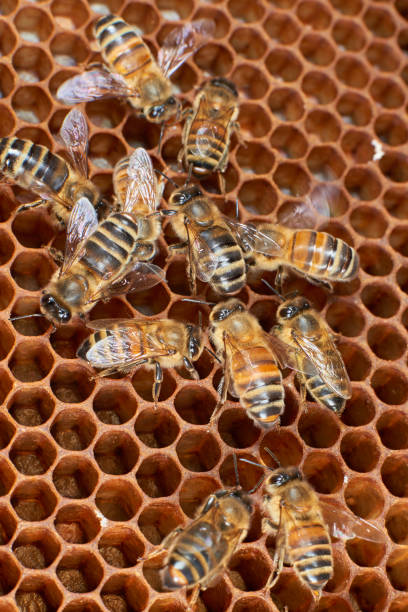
[0, 109, 108, 225]
[208, 299, 284, 428]
[271, 293, 351, 414]
[241, 452, 384, 602]
[245, 191, 359, 291]
[144, 457, 252, 608]
[40, 150, 165, 325]
[178, 78, 240, 191]
[57, 14, 214, 126]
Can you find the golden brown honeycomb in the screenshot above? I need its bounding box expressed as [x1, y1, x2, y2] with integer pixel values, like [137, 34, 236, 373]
[0, 0, 407, 610]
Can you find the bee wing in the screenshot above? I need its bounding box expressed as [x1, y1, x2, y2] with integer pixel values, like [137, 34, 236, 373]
[60, 197, 98, 277]
[57, 69, 133, 105]
[278, 185, 334, 229]
[60, 108, 89, 177]
[320, 498, 385, 544]
[224, 218, 283, 256]
[87, 262, 166, 303]
[265, 330, 298, 371]
[186, 221, 219, 282]
[123, 147, 162, 214]
[224, 333, 278, 394]
[157, 19, 215, 78]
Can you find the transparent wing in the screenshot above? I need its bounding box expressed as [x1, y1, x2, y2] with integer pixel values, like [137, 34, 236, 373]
[82, 331, 168, 371]
[123, 148, 161, 214]
[224, 218, 284, 256]
[278, 185, 334, 229]
[60, 197, 98, 277]
[13, 171, 71, 209]
[320, 498, 385, 543]
[158, 19, 215, 78]
[57, 70, 133, 105]
[86, 262, 166, 304]
[60, 108, 89, 177]
[186, 221, 219, 282]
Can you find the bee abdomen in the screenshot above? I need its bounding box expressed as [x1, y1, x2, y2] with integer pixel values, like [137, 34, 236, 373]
[77, 329, 112, 361]
[305, 372, 345, 414]
[291, 524, 333, 589]
[187, 122, 226, 172]
[201, 227, 246, 294]
[290, 231, 358, 281]
[113, 156, 130, 206]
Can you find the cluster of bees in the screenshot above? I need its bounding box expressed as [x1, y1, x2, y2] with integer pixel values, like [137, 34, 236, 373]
[2, 12, 385, 611]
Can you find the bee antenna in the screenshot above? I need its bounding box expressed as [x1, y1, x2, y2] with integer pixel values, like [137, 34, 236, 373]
[9, 313, 45, 321]
[158, 122, 165, 156]
[181, 298, 216, 306]
[233, 453, 241, 489]
[239, 457, 266, 470]
[248, 473, 267, 494]
[154, 169, 178, 188]
[263, 447, 281, 467]
[187, 163, 193, 185]
[198, 310, 202, 329]
[203, 345, 221, 364]
[235, 196, 239, 220]
[261, 278, 284, 301]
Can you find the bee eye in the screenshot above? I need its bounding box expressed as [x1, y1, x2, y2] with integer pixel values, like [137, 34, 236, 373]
[302, 301, 310, 310]
[167, 96, 176, 105]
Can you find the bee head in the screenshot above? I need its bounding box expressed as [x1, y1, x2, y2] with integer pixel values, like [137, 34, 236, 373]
[186, 324, 203, 360]
[40, 293, 71, 325]
[276, 295, 311, 321]
[266, 467, 302, 488]
[210, 299, 245, 323]
[146, 96, 180, 123]
[168, 184, 203, 207]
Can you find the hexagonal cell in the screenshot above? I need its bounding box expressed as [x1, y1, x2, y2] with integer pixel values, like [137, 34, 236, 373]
[95, 479, 141, 521]
[265, 48, 303, 82]
[50, 364, 94, 403]
[336, 92, 372, 126]
[228, 547, 270, 591]
[0, 368, 13, 405]
[367, 41, 400, 73]
[331, 18, 366, 51]
[386, 502, 408, 545]
[270, 125, 308, 160]
[50, 0, 89, 29]
[362, 283, 400, 319]
[93, 385, 137, 425]
[384, 188, 408, 219]
[370, 77, 404, 110]
[300, 33, 335, 66]
[351, 206, 387, 240]
[274, 162, 310, 197]
[122, 115, 160, 151]
[179, 476, 220, 518]
[341, 129, 375, 164]
[50, 324, 89, 360]
[231, 65, 268, 100]
[382, 455, 408, 498]
[235, 143, 274, 176]
[298, 406, 340, 449]
[12, 46, 52, 83]
[14, 6, 53, 41]
[176, 429, 221, 472]
[10, 431, 56, 476]
[16, 576, 63, 611]
[13, 527, 60, 569]
[379, 153, 408, 186]
[372, 366, 408, 406]
[268, 88, 304, 122]
[227, 0, 264, 22]
[264, 12, 300, 45]
[0, 188, 17, 223]
[232, 597, 270, 612]
[238, 103, 271, 139]
[307, 145, 346, 181]
[345, 476, 384, 523]
[8, 387, 54, 427]
[340, 431, 380, 473]
[387, 549, 408, 592]
[270, 572, 314, 612]
[127, 283, 170, 316]
[11, 251, 54, 290]
[134, 407, 179, 449]
[11, 479, 57, 521]
[303, 451, 344, 494]
[298, 0, 332, 29]
[12, 85, 52, 123]
[341, 387, 375, 428]
[56, 550, 103, 593]
[53, 455, 98, 499]
[218, 408, 260, 449]
[358, 244, 393, 278]
[101, 574, 149, 612]
[85, 99, 126, 130]
[50, 409, 97, 451]
[99, 527, 144, 567]
[338, 340, 370, 382]
[305, 109, 341, 143]
[10, 298, 50, 337]
[194, 43, 233, 77]
[363, 5, 396, 37]
[0, 20, 16, 58]
[335, 56, 369, 89]
[229, 27, 266, 60]
[0, 505, 17, 545]
[368, 324, 406, 362]
[50, 32, 89, 66]
[132, 366, 176, 403]
[136, 454, 181, 497]
[377, 411, 408, 451]
[89, 133, 126, 170]
[325, 300, 365, 338]
[54, 504, 100, 544]
[172, 386, 215, 426]
[302, 70, 337, 105]
[149, 598, 187, 612]
[139, 502, 184, 545]
[9, 340, 53, 382]
[89, 296, 133, 321]
[259, 431, 303, 469]
[390, 226, 408, 258]
[122, 1, 159, 34]
[94, 431, 139, 475]
[345, 167, 382, 202]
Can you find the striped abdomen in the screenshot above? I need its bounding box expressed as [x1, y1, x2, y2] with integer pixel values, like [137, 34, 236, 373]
[301, 361, 346, 414]
[162, 521, 225, 590]
[288, 230, 358, 281]
[113, 156, 130, 208]
[288, 520, 333, 592]
[77, 329, 112, 361]
[0, 137, 69, 196]
[199, 225, 246, 294]
[78, 323, 152, 364]
[95, 14, 152, 81]
[231, 345, 284, 427]
[186, 121, 227, 174]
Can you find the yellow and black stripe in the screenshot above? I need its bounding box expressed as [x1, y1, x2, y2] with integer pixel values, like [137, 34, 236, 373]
[199, 225, 246, 294]
[186, 121, 228, 174]
[288, 522, 333, 592]
[113, 155, 130, 207]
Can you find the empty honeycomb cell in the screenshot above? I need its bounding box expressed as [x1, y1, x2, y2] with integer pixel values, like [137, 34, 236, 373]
[0, 414, 14, 449]
[269, 88, 305, 122]
[236, 143, 274, 175]
[370, 78, 404, 110]
[0, 505, 16, 545]
[127, 283, 170, 316]
[53, 455, 98, 499]
[14, 7, 53, 42]
[387, 549, 408, 592]
[16, 576, 63, 612]
[50, 0, 89, 29]
[298, 406, 340, 448]
[51, 409, 97, 451]
[238, 179, 277, 215]
[265, 48, 303, 82]
[325, 550, 351, 594]
[319, 597, 353, 612]
[176, 429, 221, 472]
[336, 92, 372, 126]
[93, 385, 137, 425]
[380, 152, 408, 184]
[362, 283, 400, 319]
[341, 130, 375, 164]
[301, 70, 337, 104]
[54, 504, 100, 544]
[50, 32, 89, 67]
[136, 454, 181, 497]
[0, 103, 14, 136]
[386, 502, 408, 544]
[345, 476, 384, 520]
[0, 20, 16, 58]
[89, 133, 127, 170]
[305, 109, 341, 143]
[101, 574, 149, 612]
[358, 244, 393, 277]
[194, 43, 233, 77]
[94, 431, 139, 475]
[138, 502, 184, 545]
[326, 300, 365, 337]
[196, 578, 232, 612]
[220, 453, 264, 492]
[88, 0, 123, 15]
[8, 387, 54, 426]
[366, 41, 400, 73]
[307, 145, 346, 180]
[238, 102, 271, 138]
[338, 340, 370, 382]
[11, 479, 57, 521]
[372, 366, 408, 405]
[351, 207, 387, 240]
[96, 478, 142, 521]
[331, 18, 366, 51]
[303, 451, 343, 494]
[392, 263, 407, 293]
[10, 251, 54, 290]
[270, 125, 308, 159]
[273, 162, 310, 197]
[0, 553, 18, 595]
[300, 33, 336, 66]
[13, 527, 60, 569]
[179, 475, 220, 518]
[85, 99, 126, 130]
[363, 5, 396, 37]
[346, 537, 386, 568]
[12, 46, 52, 83]
[11, 209, 54, 250]
[261, 430, 303, 468]
[149, 599, 186, 612]
[89, 296, 134, 321]
[50, 364, 94, 403]
[56, 550, 103, 593]
[174, 386, 216, 425]
[297, 0, 332, 30]
[99, 526, 144, 567]
[270, 572, 314, 612]
[9, 340, 53, 382]
[228, 548, 270, 591]
[344, 167, 381, 201]
[122, 115, 160, 151]
[10, 431, 56, 476]
[263, 12, 300, 45]
[231, 65, 268, 100]
[122, 2, 160, 34]
[377, 411, 408, 452]
[368, 324, 406, 361]
[50, 325, 90, 359]
[389, 597, 408, 612]
[382, 455, 408, 497]
[390, 226, 408, 258]
[201, 161, 238, 194]
[340, 431, 380, 473]
[228, 0, 264, 22]
[218, 408, 260, 449]
[336, 56, 370, 89]
[375, 113, 408, 147]
[132, 366, 176, 403]
[0, 0, 17, 15]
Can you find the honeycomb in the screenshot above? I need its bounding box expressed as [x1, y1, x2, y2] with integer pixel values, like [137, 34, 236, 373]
[0, 0, 407, 609]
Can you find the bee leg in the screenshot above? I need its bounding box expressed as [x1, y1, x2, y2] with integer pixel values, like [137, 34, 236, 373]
[45, 246, 64, 266]
[184, 357, 199, 380]
[177, 146, 185, 173]
[152, 360, 163, 408]
[265, 534, 285, 590]
[275, 266, 288, 293]
[307, 276, 333, 292]
[17, 199, 47, 214]
[186, 585, 200, 611]
[233, 121, 246, 148]
[217, 172, 226, 195]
